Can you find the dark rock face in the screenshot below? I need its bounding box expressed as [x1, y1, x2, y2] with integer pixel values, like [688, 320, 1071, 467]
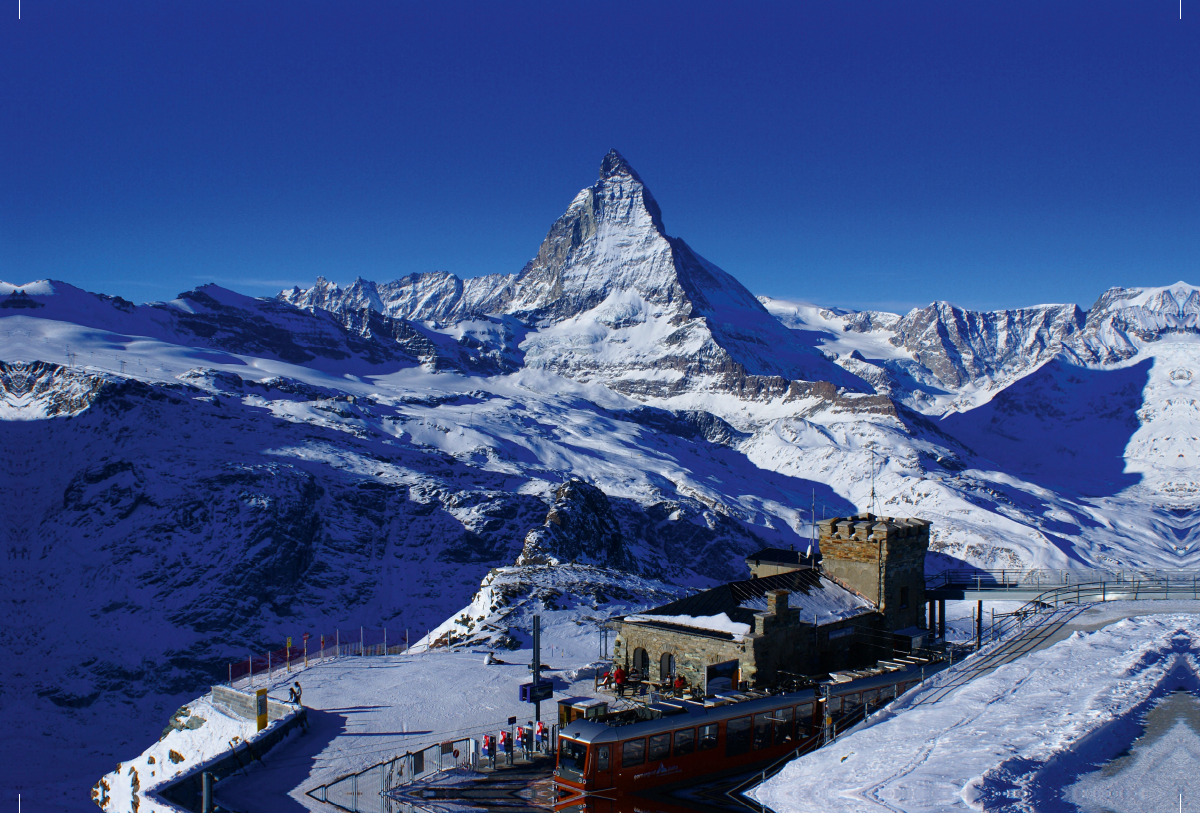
[518, 479, 633, 570]
[889, 302, 1086, 390]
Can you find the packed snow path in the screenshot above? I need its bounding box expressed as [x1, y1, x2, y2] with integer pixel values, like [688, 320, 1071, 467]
[754, 603, 1200, 813]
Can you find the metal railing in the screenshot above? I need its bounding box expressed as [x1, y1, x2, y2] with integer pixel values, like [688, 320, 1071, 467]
[926, 568, 1200, 592]
[227, 627, 409, 688]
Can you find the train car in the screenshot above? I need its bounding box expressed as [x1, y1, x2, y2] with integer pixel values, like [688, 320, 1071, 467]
[553, 661, 938, 811]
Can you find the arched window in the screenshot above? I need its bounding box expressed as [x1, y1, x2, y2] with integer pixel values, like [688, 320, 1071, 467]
[660, 652, 675, 680]
[633, 647, 650, 676]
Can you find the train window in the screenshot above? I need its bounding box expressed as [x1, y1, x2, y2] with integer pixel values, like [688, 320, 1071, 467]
[698, 724, 719, 751]
[843, 693, 862, 717]
[795, 704, 813, 736]
[559, 739, 588, 773]
[774, 706, 795, 743]
[826, 696, 842, 717]
[752, 713, 773, 750]
[648, 734, 670, 761]
[596, 745, 610, 771]
[862, 688, 880, 707]
[622, 738, 646, 768]
[726, 716, 752, 756]
[673, 728, 695, 757]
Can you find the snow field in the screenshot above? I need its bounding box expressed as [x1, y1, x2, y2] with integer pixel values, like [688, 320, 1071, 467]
[753, 608, 1200, 812]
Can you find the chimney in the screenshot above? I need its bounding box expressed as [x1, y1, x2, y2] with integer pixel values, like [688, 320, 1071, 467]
[767, 589, 789, 618]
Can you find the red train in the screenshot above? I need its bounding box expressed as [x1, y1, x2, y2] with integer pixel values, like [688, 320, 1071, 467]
[553, 660, 939, 812]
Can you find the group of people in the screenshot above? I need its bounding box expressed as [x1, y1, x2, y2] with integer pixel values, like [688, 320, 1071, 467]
[600, 666, 689, 698]
[481, 720, 549, 767]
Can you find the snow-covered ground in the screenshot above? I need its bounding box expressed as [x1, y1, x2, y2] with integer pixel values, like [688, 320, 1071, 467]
[94, 695, 299, 813]
[753, 603, 1200, 812]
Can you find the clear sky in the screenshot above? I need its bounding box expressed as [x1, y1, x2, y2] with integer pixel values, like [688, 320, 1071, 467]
[1, 1, 1197, 312]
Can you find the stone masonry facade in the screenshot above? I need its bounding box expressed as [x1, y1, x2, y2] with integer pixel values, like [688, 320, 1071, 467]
[614, 589, 875, 690]
[817, 514, 930, 632]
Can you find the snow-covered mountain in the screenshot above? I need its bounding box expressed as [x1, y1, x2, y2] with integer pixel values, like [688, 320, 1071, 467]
[281, 150, 866, 402]
[4, 151, 1200, 810]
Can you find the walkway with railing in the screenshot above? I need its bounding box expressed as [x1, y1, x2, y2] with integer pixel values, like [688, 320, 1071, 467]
[927, 568, 1200, 591]
[226, 627, 410, 689]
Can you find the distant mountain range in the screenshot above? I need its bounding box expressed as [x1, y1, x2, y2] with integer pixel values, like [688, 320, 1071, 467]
[3, 150, 1198, 810]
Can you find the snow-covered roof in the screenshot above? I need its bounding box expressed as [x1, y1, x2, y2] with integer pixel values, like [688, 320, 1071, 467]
[622, 569, 876, 641]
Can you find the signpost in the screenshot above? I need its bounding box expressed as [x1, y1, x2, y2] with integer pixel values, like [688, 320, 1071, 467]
[255, 688, 268, 732]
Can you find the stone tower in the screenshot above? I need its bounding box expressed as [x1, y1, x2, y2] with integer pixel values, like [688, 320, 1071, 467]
[817, 514, 930, 631]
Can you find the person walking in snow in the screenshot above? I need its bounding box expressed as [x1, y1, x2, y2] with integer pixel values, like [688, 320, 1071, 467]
[288, 681, 303, 705]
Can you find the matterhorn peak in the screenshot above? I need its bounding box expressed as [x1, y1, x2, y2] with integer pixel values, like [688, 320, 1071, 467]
[599, 148, 643, 183]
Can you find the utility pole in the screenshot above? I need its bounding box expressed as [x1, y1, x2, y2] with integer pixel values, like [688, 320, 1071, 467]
[532, 615, 542, 723]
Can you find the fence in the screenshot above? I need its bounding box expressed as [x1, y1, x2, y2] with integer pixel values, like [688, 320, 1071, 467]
[927, 568, 1200, 591]
[227, 627, 410, 688]
[308, 737, 479, 813]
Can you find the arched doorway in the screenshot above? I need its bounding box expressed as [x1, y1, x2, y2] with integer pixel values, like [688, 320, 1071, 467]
[660, 653, 675, 681]
[633, 647, 650, 677]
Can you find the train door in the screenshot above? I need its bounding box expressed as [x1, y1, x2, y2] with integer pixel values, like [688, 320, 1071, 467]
[772, 706, 795, 745]
[592, 742, 612, 790]
[794, 704, 813, 739]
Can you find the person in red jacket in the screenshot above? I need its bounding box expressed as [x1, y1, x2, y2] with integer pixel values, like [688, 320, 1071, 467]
[613, 665, 627, 697]
[673, 675, 686, 697]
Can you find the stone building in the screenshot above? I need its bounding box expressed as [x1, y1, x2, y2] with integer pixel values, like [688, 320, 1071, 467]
[613, 569, 877, 692]
[817, 514, 930, 632]
[612, 514, 931, 693]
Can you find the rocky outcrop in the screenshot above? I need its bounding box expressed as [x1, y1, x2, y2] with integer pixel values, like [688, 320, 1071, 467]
[517, 479, 633, 570]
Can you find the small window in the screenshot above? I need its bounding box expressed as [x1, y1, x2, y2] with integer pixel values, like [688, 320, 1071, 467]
[752, 713, 773, 750]
[621, 738, 646, 768]
[826, 695, 842, 717]
[774, 706, 795, 743]
[842, 693, 862, 717]
[862, 688, 880, 706]
[698, 724, 719, 751]
[596, 745, 610, 771]
[673, 728, 695, 757]
[900, 585, 910, 608]
[648, 733, 670, 761]
[725, 716, 752, 756]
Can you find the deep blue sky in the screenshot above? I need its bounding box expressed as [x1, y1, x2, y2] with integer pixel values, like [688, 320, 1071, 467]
[2, 1, 1197, 312]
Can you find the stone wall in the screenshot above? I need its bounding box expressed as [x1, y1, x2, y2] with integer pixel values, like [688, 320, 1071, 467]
[615, 597, 886, 690]
[818, 514, 930, 631]
[211, 685, 294, 722]
[614, 623, 746, 690]
[747, 561, 806, 579]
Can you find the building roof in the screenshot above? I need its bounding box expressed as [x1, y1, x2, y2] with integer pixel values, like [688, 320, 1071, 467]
[622, 570, 876, 641]
[745, 547, 817, 567]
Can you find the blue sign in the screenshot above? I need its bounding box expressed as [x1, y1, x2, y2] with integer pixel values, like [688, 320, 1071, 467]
[519, 680, 553, 702]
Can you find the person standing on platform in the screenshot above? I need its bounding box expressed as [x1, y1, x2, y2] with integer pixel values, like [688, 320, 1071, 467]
[500, 729, 510, 765]
[535, 721, 545, 753]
